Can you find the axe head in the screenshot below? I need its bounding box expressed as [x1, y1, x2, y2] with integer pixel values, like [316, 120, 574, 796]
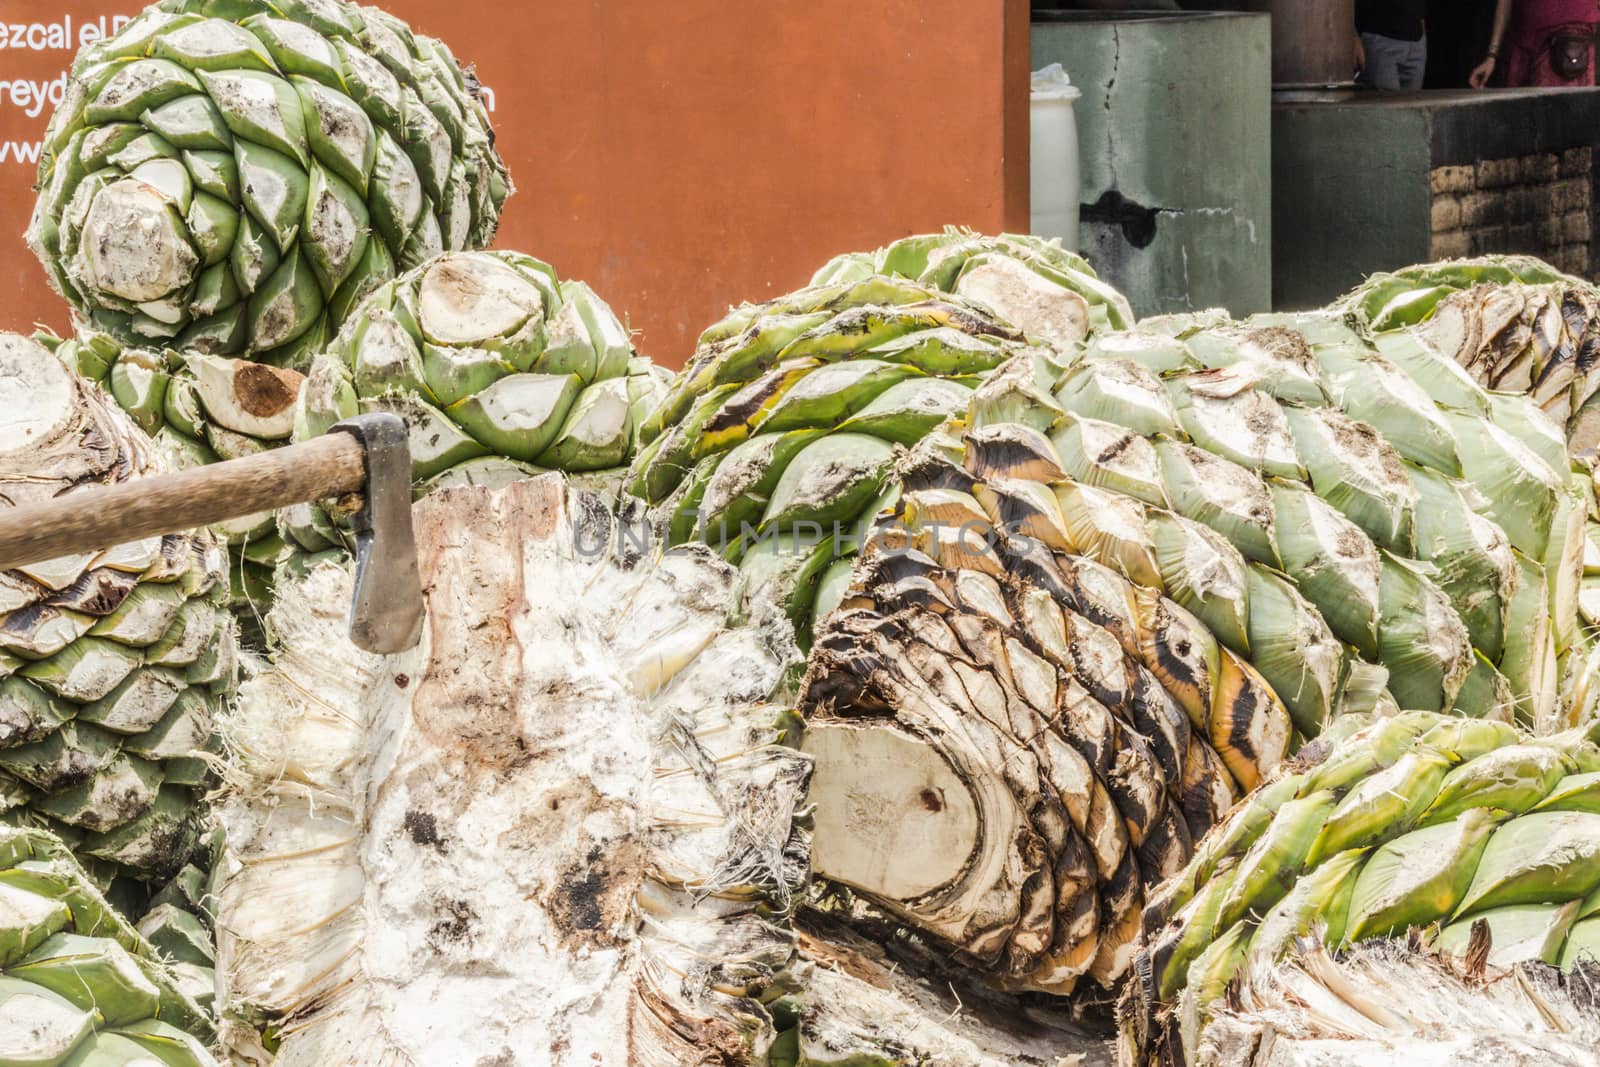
[330, 414, 424, 654]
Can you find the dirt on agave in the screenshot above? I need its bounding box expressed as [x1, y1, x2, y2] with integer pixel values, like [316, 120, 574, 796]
[231, 364, 303, 418]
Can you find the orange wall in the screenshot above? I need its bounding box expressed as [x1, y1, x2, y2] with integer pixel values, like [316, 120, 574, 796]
[1, 1, 1029, 367]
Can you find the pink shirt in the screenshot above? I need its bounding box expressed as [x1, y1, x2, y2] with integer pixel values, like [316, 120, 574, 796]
[1502, 0, 1600, 86]
[1509, 0, 1600, 36]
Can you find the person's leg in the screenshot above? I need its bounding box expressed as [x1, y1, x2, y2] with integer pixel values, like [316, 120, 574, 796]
[1397, 35, 1427, 90]
[1360, 33, 1404, 90]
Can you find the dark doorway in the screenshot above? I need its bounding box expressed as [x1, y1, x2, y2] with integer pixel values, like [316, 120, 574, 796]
[1425, 0, 1497, 88]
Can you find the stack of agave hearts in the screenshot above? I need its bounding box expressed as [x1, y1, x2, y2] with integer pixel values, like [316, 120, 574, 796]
[790, 268, 1600, 1007]
[0, 336, 235, 901]
[25, 0, 515, 617]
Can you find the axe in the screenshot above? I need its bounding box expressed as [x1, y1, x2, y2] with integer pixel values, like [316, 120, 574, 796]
[0, 414, 423, 654]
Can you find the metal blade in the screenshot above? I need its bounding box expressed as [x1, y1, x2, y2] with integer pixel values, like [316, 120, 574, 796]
[330, 414, 424, 654]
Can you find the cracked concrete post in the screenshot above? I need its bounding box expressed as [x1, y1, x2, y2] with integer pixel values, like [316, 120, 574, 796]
[1032, 12, 1272, 316]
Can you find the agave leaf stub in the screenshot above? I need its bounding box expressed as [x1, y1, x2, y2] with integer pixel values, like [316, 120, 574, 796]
[952, 252, 1090, 351]
[1248, 847, 1364, 961]
[761, 433, 898, 534]
[0, 976, 96, 1062]
[1270, 483, 1381, 657]
[839, 377, 973, 445]
[1315, 341, 1463, 477]
[188, 355, 301, 439]
[1186, 326, 1328, 406]
[1306, 750, 1453, 864]
[1155, 439, 1280, 568]
[1407, 465, 1516, 663]
[1445, 409, 1563, 560]
[79, 179, 200, 308]
[1167, 370, 1304, 481]
[1146, 512, 1248, 655]
[1435, 901, 1580, 968]
[1216, 790, 1338, 929]
[418, 252, 547, 350]
[448, 373, 582, 462]
[1376, 553, 1475, 713]
[1375, 330, 1493, 414]
[1054, 359, 1180, 438]
[1422, 741, 1571, 826]
[1287, 405, 1418, 554]
[1243, 565, 1344, 738]
[1343, 807, 1501, 942]
[1082, 331, 1197, 375]
[1454, 811, 1600, 917]
[1052, 414, 1168, 508]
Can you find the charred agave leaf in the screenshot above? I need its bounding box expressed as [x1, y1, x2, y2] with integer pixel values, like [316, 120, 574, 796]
[1124, 710, 1600, 1065]
[28, 0, 511, 361]
[0, 335, 235, 891]
[628, 262, 1079, 643]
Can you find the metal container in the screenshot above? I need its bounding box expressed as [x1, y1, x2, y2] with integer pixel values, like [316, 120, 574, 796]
[1255, 0, 1357, 88]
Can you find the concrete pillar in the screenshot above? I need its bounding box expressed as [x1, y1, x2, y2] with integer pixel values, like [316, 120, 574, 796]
[1032, 12, 1272, 317]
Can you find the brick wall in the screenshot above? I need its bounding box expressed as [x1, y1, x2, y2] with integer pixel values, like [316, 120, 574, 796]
[1429, 148, 1592, 276]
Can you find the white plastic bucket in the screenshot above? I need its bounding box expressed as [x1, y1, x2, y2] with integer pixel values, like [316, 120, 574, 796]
[1030, 63, 1082, 251]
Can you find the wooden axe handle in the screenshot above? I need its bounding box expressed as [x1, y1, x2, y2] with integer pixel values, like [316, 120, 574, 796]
[0, 433, 367, 572]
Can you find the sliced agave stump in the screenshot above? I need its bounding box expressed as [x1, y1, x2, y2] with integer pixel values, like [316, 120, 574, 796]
[212, 477, 810, 1063]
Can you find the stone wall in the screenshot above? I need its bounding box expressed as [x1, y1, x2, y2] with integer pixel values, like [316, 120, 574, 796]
[1429, 148, 1593, 276]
